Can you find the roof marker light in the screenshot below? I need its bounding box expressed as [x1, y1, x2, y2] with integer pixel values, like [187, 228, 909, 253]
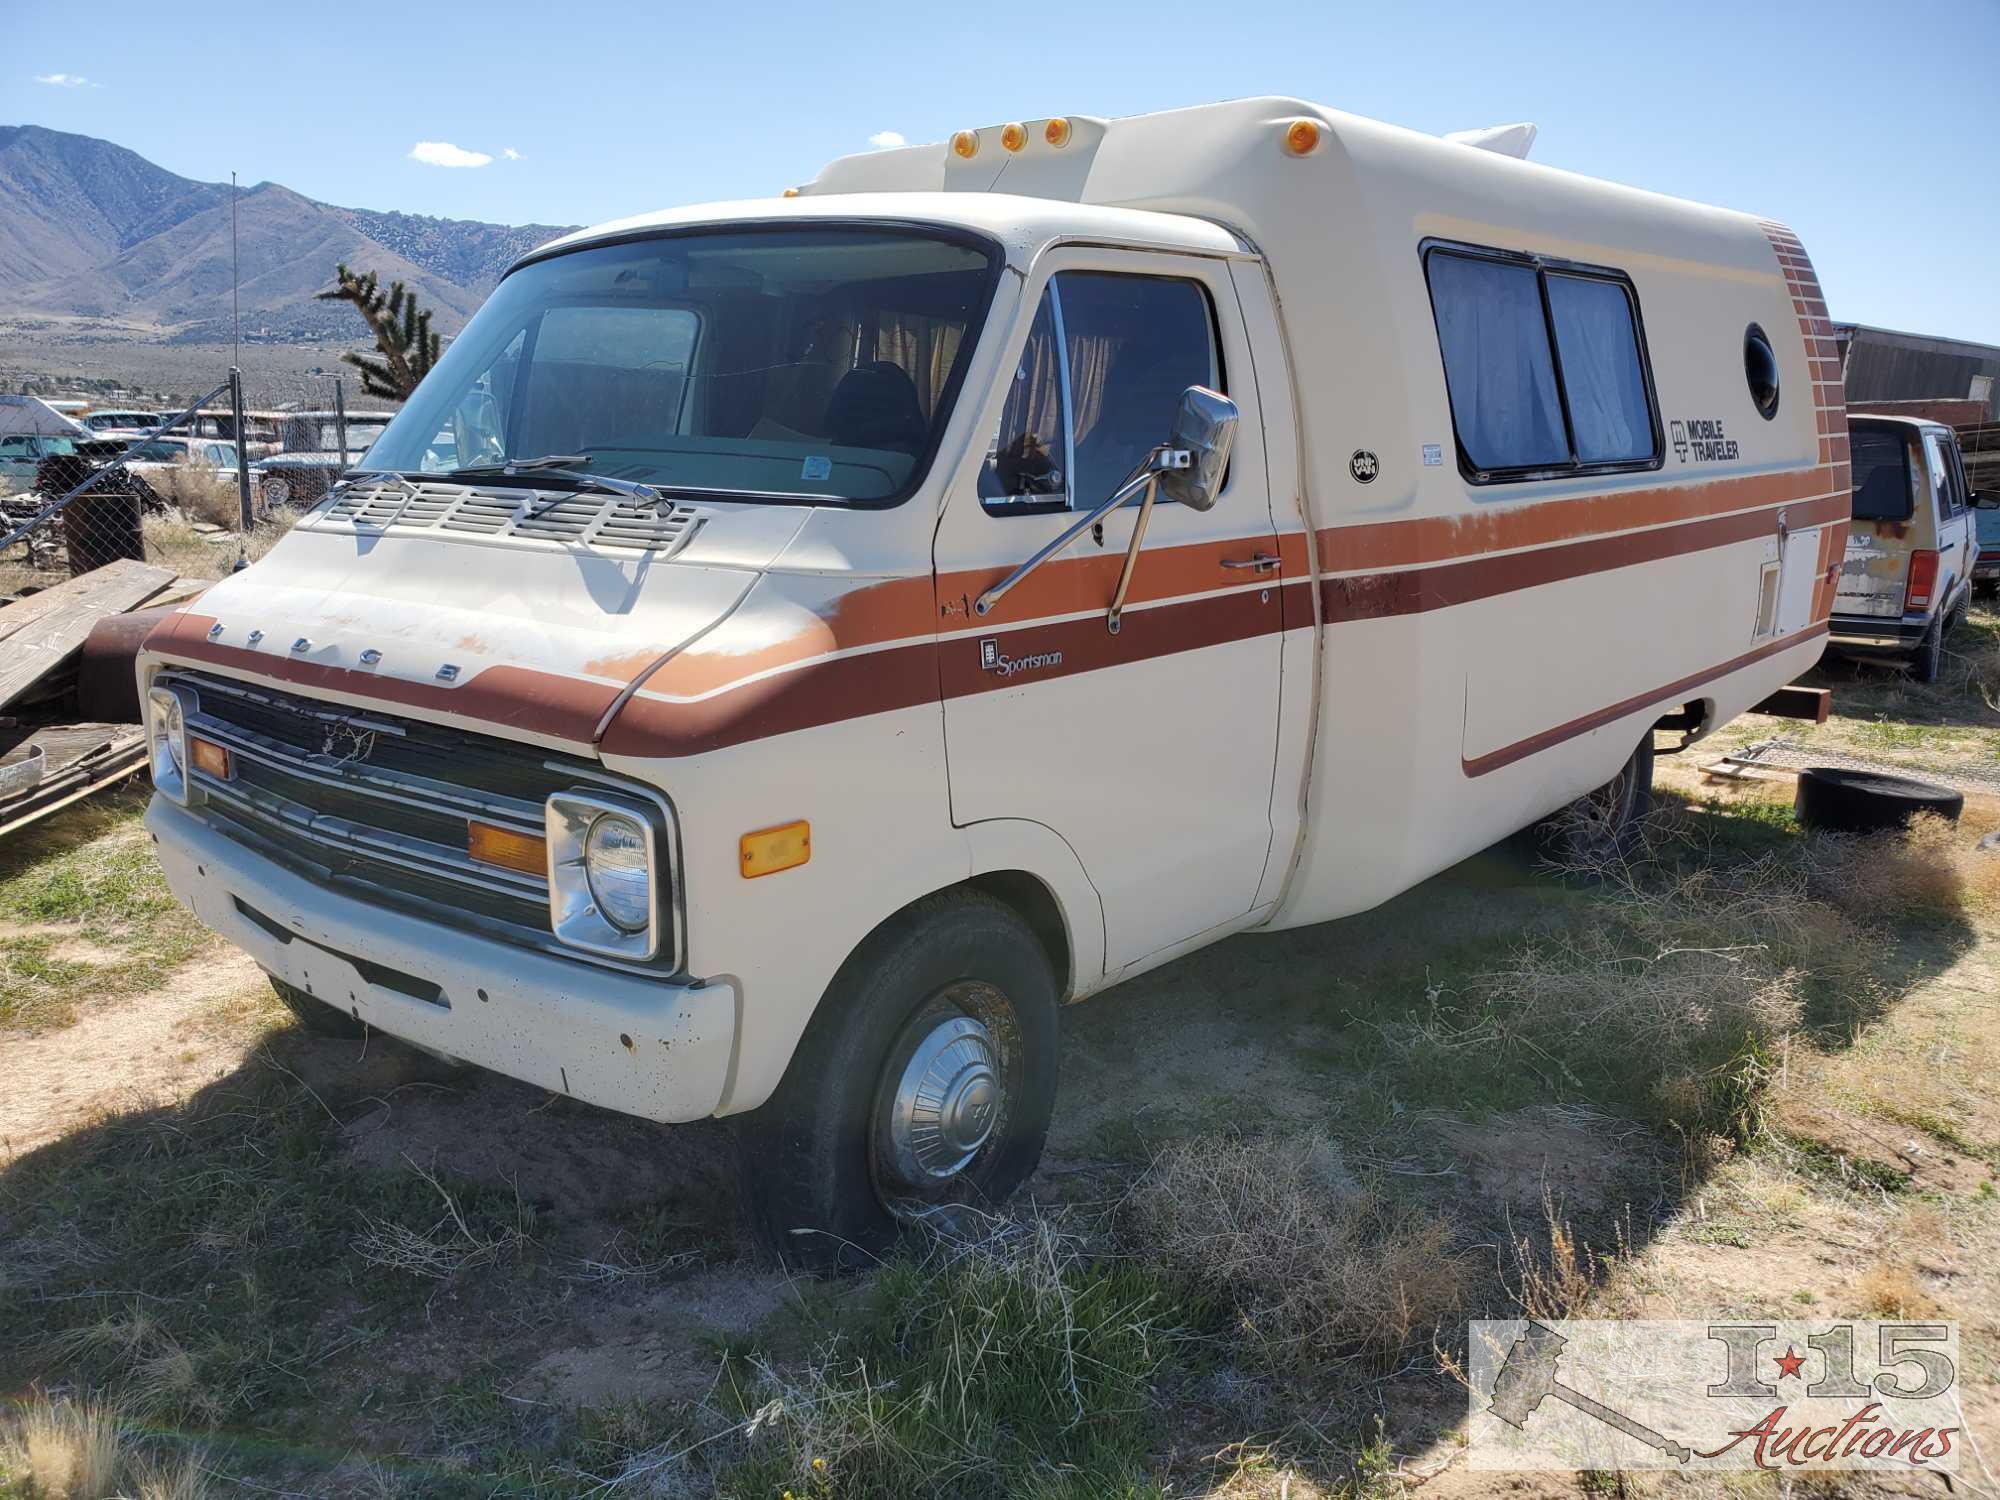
[951, 130, 980, 159]
[1044, 117, 1072, 148]
[1284, 119, 1322, 156]
[782, 187, 800, 198]
[1000, 122, 1027, 152]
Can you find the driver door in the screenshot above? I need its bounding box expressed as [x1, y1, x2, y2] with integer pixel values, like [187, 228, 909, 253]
[935, 250, 1285, 974]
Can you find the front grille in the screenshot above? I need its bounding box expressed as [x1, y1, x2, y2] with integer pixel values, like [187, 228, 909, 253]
[161, 668, 676, 972]
[298, 479, 703, 555]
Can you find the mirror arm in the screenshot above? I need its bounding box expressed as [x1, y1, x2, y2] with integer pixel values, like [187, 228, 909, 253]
[1106, 476, 1160, 634]
[973, 446, 1189, 617]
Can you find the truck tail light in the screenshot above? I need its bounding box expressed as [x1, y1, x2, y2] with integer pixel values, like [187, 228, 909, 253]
[1905, 549, 1939, 610]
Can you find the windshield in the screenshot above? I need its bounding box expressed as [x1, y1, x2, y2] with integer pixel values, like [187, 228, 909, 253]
[364, 225, 1000, 505]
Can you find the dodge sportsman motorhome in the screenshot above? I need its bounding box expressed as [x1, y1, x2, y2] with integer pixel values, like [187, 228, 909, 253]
[139, 98, 1848, 1263]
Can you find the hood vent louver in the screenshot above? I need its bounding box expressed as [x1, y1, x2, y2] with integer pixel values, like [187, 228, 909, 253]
[301, 480, 703, 557]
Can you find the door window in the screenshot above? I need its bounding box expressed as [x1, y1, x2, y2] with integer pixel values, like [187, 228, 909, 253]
[978, 289, 1069, 515]
[980, 271, 1220, 516]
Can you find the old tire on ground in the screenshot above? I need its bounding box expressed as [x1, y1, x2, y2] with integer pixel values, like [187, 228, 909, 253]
[269, 975, 369, 1039]
[735, 888, 1059, 1272]
[1911, 615, 1944, 684]
[1538, 733, 1655, 867]
[1794, 767, 1964, 834]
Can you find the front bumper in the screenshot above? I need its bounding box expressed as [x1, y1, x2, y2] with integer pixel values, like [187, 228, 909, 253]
[147, 796, 737, 1123]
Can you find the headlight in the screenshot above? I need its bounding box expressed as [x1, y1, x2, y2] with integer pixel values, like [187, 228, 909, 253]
[584, 812, 651, 933]
[546, 791, 668, 962]
[146, 683, 198, 805]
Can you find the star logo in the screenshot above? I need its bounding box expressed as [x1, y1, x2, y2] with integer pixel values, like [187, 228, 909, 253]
[1773, 1346, 1807, 1380]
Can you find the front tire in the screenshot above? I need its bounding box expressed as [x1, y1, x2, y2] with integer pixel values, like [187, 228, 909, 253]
[736, 889, 1059, 1271]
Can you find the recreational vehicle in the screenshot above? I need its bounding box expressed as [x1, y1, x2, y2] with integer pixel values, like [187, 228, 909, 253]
[137, 99, 1847, 1261]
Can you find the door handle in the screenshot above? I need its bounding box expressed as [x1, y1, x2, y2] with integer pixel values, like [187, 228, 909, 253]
[1221, 553, 1281, 572]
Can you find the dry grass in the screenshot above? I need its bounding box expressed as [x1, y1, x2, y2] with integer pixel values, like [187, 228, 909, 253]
[350, 1154, 532, 1281]
[0, 1393, 210, 1500]
[1122, 1132, 1467, 1369]
[1804, 811, 2000, 924]
[1855, 1263, 1944, 1320]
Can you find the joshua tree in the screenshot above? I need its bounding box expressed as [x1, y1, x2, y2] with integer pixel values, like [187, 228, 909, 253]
[315, 264, 441, 399]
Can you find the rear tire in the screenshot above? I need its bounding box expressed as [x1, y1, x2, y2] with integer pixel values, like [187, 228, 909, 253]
[735, 889, 1059, 1272]
[1538, 733, 1655, 867]
[269, 975, 369, 1039]
[1911, 615, 1943, 684]
[1795, 767, 1963, 834]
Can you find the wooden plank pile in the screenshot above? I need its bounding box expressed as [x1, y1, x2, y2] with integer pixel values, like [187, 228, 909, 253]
[0, 560, 205, 839]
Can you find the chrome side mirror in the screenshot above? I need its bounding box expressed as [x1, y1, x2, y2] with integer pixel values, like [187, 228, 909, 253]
[1158, 386, 1237, 512]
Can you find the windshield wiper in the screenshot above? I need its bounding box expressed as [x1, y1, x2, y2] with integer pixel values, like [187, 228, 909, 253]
[446, 454, 663, 513]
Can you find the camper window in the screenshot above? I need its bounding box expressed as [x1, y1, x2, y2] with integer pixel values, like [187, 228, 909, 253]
[1424, 243, 1661, 484]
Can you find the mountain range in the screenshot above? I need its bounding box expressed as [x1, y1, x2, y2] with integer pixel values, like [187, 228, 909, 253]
[0, 124, 575, 343]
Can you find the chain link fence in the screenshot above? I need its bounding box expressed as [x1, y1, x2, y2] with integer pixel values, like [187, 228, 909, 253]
[1, 368, 401, 597]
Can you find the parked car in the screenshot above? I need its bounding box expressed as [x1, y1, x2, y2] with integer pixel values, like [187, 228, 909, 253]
[251, 418, 392, 509]
[121, 436, 243, 516]
[140, 97, 1848, 1264]
[1831, 416, 1977, 680]
[1973, 491, 2000, 597]
[78, 409, 161, 440]
[0, 432, 79, 493]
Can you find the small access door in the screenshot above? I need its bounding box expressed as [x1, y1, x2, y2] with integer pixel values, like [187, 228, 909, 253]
[935, 249, 1286, 973]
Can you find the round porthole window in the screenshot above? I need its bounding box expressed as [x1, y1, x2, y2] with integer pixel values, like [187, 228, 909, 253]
[1744, 323, 1780, 420]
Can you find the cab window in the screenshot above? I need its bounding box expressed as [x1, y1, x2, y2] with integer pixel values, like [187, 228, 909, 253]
[981, 271, 1220, 517]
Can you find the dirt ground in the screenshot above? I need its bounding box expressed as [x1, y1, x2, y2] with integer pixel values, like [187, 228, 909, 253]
[3, 623, 1998, 1497]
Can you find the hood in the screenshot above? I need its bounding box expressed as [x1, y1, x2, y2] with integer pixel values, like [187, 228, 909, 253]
[145, 483, 814, 753]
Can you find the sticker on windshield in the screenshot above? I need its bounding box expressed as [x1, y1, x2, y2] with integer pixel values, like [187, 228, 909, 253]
[801, 455, 833, 482]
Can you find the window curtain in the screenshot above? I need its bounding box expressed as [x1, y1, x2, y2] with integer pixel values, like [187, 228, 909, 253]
[1546, 275, 1649, 463]
[1430, 255, 1567, 471]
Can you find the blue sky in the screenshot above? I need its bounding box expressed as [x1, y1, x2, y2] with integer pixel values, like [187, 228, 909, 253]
[11, 0, 1999, 344]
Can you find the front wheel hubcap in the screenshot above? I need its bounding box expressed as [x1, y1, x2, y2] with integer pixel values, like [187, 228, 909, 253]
[882, 1014, 1000, 1189]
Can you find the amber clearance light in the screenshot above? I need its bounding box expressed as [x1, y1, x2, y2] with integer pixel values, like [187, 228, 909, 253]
[1000, 122, 1027, 153]
[1044, 117, 1072, 148]
[469, 820, 549, 878]
[951, 129, 980, 160]
[1283, 118, 1322, 156]
[740, 820, 810, 879]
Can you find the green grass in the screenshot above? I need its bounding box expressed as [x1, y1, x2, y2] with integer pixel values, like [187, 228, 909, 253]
[0, 785, 214, 1031]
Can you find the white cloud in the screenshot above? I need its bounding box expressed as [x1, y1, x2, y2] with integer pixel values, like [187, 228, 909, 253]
[867, 130, 907, 150]
[408, 140, 493, 169]
[502, 147, 522, 160]
[35, 73, 89, 87]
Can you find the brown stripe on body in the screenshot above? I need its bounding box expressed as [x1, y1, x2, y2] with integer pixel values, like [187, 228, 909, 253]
[1322, 491, 1848, 622]
[1461, 623, 1829, 777]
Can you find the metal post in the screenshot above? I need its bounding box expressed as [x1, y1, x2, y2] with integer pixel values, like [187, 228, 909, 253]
[334, 376, 350, 469]
[230, 367, 252, 572]
[230, 171, 241, 372]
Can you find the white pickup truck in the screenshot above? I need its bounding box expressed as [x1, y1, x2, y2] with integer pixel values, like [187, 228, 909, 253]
[139, 99, 1845, 1263]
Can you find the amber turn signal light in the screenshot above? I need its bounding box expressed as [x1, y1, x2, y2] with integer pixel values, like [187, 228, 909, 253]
[740, 820, 810, 879]
[189, 736, 232, 781]
[468, 820, 548, 878]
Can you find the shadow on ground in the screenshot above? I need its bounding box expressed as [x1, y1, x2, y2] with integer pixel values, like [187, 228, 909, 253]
[0, 790, 1983, 1496]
